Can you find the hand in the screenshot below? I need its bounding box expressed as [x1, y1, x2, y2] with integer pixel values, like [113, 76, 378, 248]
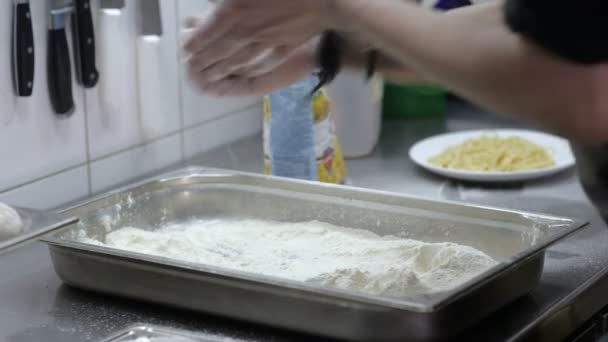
[188, 40, 317, 97]
[184, 0, 332, 84]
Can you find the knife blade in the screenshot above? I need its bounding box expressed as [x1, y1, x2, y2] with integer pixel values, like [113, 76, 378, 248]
[12, 0, 35, 97]
[137, 0, 166, 138]
[99, 0, 126, 115]
[47, 0, 75, 115]
[100, 0, 124, 9]
[139, 0, 163, 36]
[71, 0, 98, 88]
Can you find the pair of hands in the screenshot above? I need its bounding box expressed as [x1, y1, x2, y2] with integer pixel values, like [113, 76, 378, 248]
[183, 0, 340, 96]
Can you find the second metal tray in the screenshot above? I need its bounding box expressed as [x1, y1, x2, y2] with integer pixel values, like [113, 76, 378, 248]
[101, 324, 229, 342]
[43, 167, 587, 341]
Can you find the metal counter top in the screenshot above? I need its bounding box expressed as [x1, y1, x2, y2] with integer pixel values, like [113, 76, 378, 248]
[2, 102, 608, 342]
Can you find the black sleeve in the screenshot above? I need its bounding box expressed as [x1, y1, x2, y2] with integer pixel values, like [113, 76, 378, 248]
[573, 146, 608, 221]
[504, 0, 608, 64]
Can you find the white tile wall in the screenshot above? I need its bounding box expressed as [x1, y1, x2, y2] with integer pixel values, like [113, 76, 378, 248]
[0, 0, 263, 209]
[184, 104, 263, 159]
[0, 10, 13, 127]
[0, 1, 88, 192]
[90, 133, 182, 193]
[0, 167, 89, 210]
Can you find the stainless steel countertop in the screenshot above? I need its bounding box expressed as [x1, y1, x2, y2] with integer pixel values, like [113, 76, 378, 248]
[2, 102, 608, 342]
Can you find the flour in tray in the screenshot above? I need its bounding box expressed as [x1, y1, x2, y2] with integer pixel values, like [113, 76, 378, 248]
[85, 219, 498, 298]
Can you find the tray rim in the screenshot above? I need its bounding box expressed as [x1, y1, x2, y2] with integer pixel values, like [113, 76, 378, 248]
[42, 166, 589, 313]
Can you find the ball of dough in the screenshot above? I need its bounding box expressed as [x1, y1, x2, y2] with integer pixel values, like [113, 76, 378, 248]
[0, 203, 23, 241]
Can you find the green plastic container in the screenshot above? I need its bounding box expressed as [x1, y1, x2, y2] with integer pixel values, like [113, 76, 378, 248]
[382, 83, 447, 119]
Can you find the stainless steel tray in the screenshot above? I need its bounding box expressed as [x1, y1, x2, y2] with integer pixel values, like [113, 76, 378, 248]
[43, 167, 587, 341]
[101, 324, 228, 342]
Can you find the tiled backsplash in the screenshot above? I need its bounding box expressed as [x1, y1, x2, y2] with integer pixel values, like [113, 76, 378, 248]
[0, 0, 262, 209]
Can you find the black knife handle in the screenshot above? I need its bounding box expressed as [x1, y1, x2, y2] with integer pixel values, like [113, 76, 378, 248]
[12, 3, 35, 97]
[47, 28, 74, 115]
[72, 0, 98, 88]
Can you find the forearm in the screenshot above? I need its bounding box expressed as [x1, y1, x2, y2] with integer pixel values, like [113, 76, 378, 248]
[339, 39, 424, 82]
[332, 0, 608, 144]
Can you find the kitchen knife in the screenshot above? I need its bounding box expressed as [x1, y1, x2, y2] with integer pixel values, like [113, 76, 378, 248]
[98, 0, 129, 113]
[137, 0, 165, 138]
[12, 0, 35, 97]
[99, 0, 126, 115]
[48, 0, 75, 115]
[71, 0, 98, 88]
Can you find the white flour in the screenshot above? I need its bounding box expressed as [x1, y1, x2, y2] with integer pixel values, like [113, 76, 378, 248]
[90, 219, 498, 298]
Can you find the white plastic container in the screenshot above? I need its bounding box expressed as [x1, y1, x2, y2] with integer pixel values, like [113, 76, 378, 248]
[328, 73, 384, 158]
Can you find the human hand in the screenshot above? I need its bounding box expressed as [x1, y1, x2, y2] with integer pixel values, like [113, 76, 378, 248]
[184, 0, 333, 84]
[188, 40, 317, 97]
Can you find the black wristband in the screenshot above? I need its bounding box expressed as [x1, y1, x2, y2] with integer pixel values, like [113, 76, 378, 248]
[312, 30, 342, 94]
[366, 49, 378, 80]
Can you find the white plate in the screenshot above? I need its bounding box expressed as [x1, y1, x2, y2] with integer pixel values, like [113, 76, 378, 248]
[409, 129, 576, 182]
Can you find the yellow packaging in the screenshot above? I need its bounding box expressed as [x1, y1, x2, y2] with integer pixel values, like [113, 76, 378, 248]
[263, 89, 346, 184]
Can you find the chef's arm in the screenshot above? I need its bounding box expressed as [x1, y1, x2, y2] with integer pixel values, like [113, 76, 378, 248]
[329, 0, 608, 145]
[338, 37, 423, 82]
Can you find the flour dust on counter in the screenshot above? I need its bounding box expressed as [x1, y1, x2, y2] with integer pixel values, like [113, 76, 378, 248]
[81, 219, 498, 298]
